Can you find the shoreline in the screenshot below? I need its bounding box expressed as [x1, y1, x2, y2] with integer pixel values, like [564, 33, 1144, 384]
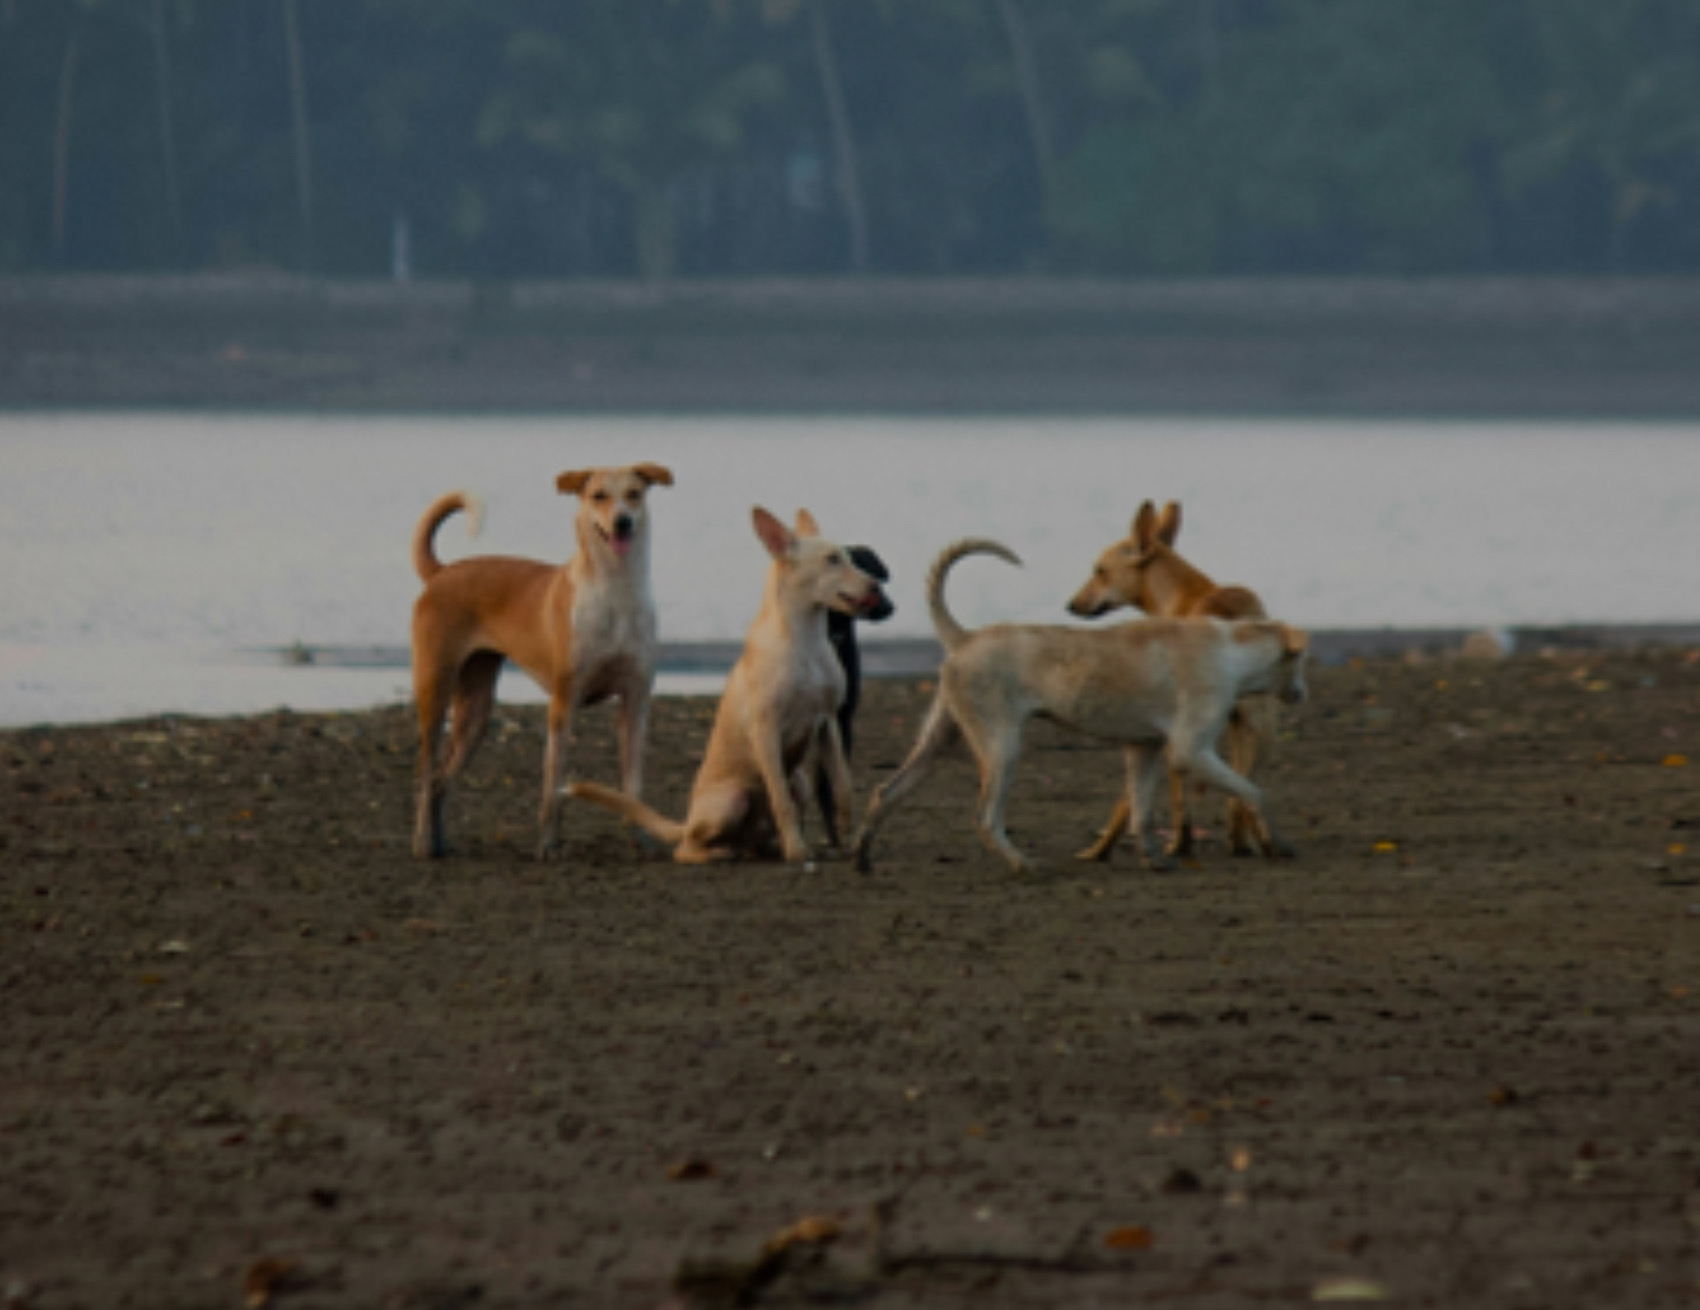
[9, 273, 1700, 417]
[6, 623, 1698, 732]
[287, 621, 1700, 678]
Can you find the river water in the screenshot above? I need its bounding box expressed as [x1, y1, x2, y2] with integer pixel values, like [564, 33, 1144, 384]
[4, 411, 1698, 725]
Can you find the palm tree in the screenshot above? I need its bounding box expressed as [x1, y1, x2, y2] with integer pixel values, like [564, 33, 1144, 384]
[808, 0, 868, 273]
[282, 0, 313, 272]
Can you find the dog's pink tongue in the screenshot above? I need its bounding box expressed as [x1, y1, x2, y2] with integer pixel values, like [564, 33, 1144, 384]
[611, 536, 632, 557]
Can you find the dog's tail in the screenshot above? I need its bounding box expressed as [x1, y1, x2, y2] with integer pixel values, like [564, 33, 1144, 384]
[927, 537, 1022, 653]
[566, 781, 686, 847]
[413, 491, 484, 582]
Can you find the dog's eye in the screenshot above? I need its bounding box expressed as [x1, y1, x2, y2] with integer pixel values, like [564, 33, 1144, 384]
[591, 490, 610, 503]
[826, 552, 843, 566]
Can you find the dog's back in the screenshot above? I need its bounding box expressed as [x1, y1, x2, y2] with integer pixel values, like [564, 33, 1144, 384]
[947, 617, 1303, 742]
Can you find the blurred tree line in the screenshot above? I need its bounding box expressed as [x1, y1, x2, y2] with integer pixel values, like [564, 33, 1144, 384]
[6, 0, 1700, 281]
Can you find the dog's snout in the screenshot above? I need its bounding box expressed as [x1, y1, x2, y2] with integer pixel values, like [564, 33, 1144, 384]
[612, 513, 635, 540]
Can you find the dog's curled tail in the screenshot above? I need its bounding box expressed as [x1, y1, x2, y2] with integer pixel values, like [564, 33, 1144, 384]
[566, 781, 686, 847]
[927, 537, 1022, 653]
[412, 491, 485, 582]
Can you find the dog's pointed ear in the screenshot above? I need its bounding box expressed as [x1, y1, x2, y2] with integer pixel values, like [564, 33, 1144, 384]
[557, 469, 593, 497]
[1282, 625, 1310, 656]
[634, 462, 674, 489]
[752, 507, 797, 560]
[794, 509, 820, 537]
[1155, 501, 1182, 546]
[1133, 500, 1157, 549]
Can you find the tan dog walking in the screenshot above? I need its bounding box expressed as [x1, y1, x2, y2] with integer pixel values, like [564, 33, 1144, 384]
[410, 463, 673, 860]
[569, 508, 888, 864]
[1067, 499, 1282, 861]
[852, 539, 1307, 876]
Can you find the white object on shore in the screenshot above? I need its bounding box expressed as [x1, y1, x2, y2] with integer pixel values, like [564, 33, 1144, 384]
[1461, 628, 1515, 660]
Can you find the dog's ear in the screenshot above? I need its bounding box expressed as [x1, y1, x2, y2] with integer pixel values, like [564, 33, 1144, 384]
[794, 509, 820, 537]
[1133, 500, 1157, 549]
[557, 469, 593, 497]
[1155, 501, 1182, 546]
[752, 507, 797, 560]
[634, 463, 674, 489]
[1282, 625, 1310, 656]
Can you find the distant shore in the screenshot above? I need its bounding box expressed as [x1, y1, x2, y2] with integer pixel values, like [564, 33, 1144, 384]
[6, 273, 1700, 416]
[290, 620, 1700, 679]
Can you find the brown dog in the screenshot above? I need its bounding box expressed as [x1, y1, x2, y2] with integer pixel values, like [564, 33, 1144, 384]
[1066, 500, 1283, 861]
[569, 508, 888, 865]
[410, 463, 673, 860]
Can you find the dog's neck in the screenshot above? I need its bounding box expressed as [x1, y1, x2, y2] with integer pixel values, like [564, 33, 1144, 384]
[1144, 549, 1218, 617]
[755, 563, 832, 647]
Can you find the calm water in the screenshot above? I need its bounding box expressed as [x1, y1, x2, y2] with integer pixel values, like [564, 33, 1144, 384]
[5, 412, 1700, 724]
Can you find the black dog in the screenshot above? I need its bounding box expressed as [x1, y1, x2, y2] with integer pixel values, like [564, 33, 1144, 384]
[820, 544, 893, 845]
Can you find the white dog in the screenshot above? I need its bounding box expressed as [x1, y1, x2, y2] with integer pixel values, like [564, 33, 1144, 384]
[852, 539, 1308, 875]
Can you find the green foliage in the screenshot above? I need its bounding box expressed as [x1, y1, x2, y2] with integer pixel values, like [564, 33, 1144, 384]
[5, 0, 1700, 276]
[1054, 0, 1506, 272]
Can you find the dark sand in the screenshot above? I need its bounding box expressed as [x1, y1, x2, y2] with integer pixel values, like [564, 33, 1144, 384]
[4, 648, 1699, 1308]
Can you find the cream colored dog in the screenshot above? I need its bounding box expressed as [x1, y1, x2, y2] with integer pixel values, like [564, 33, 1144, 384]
[1067, 499, 1279, 861]
[852, 539, 1308, 876]
[410, 462, 672, 860]
[568, 508, 888, 864]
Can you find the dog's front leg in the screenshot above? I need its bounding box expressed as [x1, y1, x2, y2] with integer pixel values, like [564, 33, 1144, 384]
[752, 728, 811, 864]
[816, 716, 855, 853]
[1126, 743, 1175, 872]
[537, 684, 577, 860]
[1170, 742, 1288, 861]
[617, 681, 652, 798]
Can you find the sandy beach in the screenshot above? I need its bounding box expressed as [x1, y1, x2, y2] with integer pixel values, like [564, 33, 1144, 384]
[3, 646, 1698, 1307]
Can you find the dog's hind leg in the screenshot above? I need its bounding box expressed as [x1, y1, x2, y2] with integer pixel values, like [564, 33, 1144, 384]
[957, 712, 1032, 875]
[440, 651, 502, 786]
[412, 656, 458, 859]
[851, 693, 958, 873]
[674, 785, 750, 864]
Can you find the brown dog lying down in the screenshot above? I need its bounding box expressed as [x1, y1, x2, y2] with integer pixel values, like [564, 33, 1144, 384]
[852, 538, 1308, 876]
[410, 463, 673, 861]
[1067, 499, 1280, 861]
[569, 508, 888, 864]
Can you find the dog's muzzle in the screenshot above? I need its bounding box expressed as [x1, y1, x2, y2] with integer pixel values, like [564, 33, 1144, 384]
[603, 514, 636, 556]
[844, 546, 894, 621]
[861, 585, 894, 622]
